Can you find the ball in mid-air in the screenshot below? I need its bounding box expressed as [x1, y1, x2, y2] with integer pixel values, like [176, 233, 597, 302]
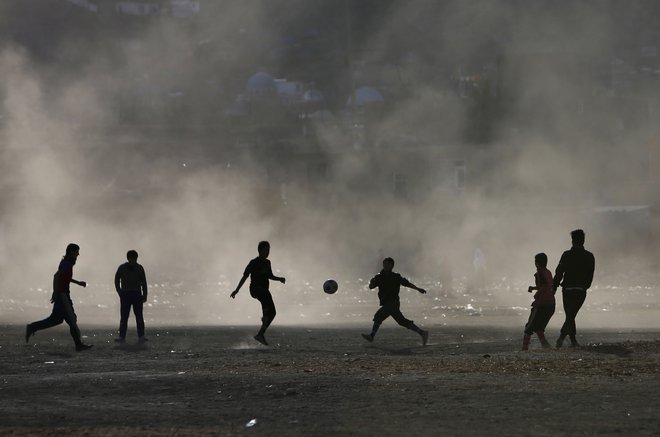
[323, 279, 338, 294]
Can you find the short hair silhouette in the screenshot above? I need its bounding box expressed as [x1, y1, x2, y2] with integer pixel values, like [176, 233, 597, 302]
[258, 241, 270, 252]
[66, 243, 80, 255]
[127, 250, 138, 260]
[535, 253, 548, 267]
[383, 257, 395, 268]
[571, 229, 585, 246]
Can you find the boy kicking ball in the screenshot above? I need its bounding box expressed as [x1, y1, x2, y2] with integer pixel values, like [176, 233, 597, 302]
[230, 241, 286, 346]
[362, 257, 429, 346]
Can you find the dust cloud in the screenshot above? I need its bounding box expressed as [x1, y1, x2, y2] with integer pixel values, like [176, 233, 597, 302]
[0, 1, 658, 328]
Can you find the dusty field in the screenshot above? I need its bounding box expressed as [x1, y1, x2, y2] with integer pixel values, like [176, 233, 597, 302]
[1, 323, 659, 436]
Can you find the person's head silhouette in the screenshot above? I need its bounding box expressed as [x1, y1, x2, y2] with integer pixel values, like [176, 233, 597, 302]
[65, 243, 80, 263]
[534, 252, 547, 268]
[382, 257, 395, 272]
[571, 229, 585, 247]
[258, 241, 270, 258]
[127, 250, 138, 263]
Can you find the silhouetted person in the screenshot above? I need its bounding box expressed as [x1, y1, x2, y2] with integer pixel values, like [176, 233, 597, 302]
[25, 243, 93, 351]
[114, 250, 148, 344]
[362, 257, 429, 345]
[553, 229, 595, 348]
[522, 253, 555, 351]
[231, 241, 286, 345]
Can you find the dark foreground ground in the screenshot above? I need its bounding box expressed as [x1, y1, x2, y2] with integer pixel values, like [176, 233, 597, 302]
[1, 324, 659, 436]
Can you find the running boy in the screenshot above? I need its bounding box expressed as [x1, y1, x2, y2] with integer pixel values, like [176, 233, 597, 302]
[25, 243, 93, 351]
[362, 257, 429, 345]
[230, 241, 286, 345]
[522, 252, 555, 351]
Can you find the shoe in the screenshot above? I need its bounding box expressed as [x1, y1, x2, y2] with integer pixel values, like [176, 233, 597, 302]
[25, 324, 34, 343]
[556, 335, 566, 348]
[138, 337, 148, 344]
[569, 338, 580, 348]
[361, 333, 374, 343]
[254, 334, 268, 346]
[420, 330, 429, 346]
[76, 343, 93, 351]
[114, 337, 125, 343]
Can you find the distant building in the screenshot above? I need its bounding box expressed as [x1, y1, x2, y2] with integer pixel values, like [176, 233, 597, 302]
[115, 1, 161, 16]
[246, 72, 277, 95]
[167, 0, 200, 18]
[275, 79, 304, 105]
[67, 0, 200, 18]
[66, 0, 98, 12]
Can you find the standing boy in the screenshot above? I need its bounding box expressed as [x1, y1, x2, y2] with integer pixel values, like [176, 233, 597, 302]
[522, 253, 555, 351]
[230, 241, 286, 345]
[114, 250, 148, 343]
[553, 229, 595, 348]
[25, 243, 93, 351]
[362, 257, 429, 345]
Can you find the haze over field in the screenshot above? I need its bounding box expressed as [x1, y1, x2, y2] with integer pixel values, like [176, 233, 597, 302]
[1, 1, 659, 326]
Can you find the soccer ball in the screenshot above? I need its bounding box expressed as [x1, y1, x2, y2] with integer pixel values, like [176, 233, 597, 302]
[323, 279, 338, 294]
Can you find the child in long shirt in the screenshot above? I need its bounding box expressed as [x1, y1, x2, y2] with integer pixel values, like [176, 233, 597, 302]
[522, 252, 555, 351]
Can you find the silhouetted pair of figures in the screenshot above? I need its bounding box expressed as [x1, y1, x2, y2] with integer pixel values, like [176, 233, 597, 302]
[522, 229, 595, 351]
[230, 242, 429, 346]
[26, 244, 148, 351]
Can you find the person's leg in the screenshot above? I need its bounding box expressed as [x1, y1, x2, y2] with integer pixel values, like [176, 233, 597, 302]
[391, 305, 428, 345]
[61, 294, 83, 346]
[362, 306, 390, 341]
[29, 295, 66, 334]
[523, 307, 537, 350]
[133, 293, 145, 340]
[559, 290, 586, 347]
[255, 291, 276, 343]
[568, 291, 586, 346]
[535, 304, 555, 348]
[558, 290, 573, 347]
[535, 331, 550, 347]
[118, 292, 131, 340]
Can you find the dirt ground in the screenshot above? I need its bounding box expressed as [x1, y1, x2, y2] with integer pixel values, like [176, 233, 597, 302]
[1, 324, 659, 436]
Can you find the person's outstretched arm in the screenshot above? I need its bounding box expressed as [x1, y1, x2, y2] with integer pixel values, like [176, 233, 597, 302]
[231, 274, 249, 298]
[401, 277, 426, 294]
[71, 278, 87, 287]
[270, 274, 286, 284]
